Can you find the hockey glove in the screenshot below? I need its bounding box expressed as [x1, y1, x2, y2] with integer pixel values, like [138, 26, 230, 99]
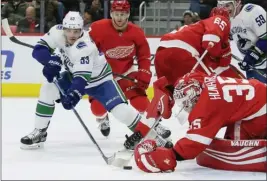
[130, 69, 152, 90]
[239, 46, 266, 71]
[134, 140, 177, 173]
[61, 77, 87, 110]
[146, 76, 174, 119]
[42, 55, 62, 83]
[61, 89, 82, 110]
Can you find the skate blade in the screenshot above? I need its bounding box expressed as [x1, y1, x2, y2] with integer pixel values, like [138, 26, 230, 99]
[20, 142, 44, 150]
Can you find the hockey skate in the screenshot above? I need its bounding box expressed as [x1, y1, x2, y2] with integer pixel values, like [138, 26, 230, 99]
[124, 131, 173, 150]
[155, 122, 171, 139]
[97, 114, 110, 137]
[20, 127, 48, 149]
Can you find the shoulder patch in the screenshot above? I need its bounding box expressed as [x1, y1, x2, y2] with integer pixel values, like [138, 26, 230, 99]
[76, 41, 87, 49]
[245, 4, 254, 12]
[56, 25, 63, 30]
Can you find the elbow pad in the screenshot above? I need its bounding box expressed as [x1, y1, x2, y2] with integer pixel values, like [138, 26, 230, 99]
[32, 45, 52, 65]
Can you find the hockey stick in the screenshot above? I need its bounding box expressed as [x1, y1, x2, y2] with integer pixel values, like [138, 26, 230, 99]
[2, 18, 138, 83]
[2, 19, 35, 48]
[54, 78, 157, 168]
[191, 42, 214, 75]
[112, 72, 137, 83]
[231, 54, 267, 79]
[53, 79, 124, 166]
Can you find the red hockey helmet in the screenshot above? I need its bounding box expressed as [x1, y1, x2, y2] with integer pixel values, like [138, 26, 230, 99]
[111, 0, 130, 13]
[210, 7, 230, 19]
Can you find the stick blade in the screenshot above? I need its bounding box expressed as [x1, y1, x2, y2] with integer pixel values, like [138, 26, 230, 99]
[111, 157, 131, 167]
[105, 153, 130, 167]
[1, 18, 14, 37]
[109, 150, 134, 167]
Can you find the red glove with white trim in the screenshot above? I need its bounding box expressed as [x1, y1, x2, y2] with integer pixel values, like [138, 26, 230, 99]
[147, 77, 174, 119]
[134, 140, 177, 173]
[135, 69, 152, 90]
[129, 69, 152, 90]
[146, 76, 174, 119]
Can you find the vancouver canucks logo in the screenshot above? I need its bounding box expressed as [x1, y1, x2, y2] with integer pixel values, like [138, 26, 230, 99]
[236, 34, 251, 54]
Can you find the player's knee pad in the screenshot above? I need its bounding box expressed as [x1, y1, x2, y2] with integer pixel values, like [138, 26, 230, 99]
[130, 96, 150, 113]
[39, 82, 60, 104]
[110, 103, 140, 128]
[90, 99, 107, 117]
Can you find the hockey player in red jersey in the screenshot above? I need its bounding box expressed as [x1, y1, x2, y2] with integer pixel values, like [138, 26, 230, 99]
[154, 7, 244, 86]
[134, 71, 266, 173]
[88, 0, 170, 138]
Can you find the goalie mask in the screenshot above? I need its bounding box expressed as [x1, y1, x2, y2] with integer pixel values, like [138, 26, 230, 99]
[173, 75, 203, 113]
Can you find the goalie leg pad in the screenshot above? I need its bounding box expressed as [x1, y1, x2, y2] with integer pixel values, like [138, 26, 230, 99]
[224, 114, 267, 140]
[196, 138, 267, 172]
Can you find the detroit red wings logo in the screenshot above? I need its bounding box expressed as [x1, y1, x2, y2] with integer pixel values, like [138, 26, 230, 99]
[106, 44, 135, 59]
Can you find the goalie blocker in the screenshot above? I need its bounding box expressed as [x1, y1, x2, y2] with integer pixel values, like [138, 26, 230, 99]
[197, 138, 267, 172]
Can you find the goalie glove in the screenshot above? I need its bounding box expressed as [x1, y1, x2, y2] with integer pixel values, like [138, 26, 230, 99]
[146, 76, 174, 119]
[134, 140, 177, 173]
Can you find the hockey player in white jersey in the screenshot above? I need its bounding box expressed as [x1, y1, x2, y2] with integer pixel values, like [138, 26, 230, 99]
[218, 0, 267, 83]
[20, 11, 172, 150]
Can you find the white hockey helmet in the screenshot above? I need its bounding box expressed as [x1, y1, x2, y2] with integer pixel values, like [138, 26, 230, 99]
[63, 11, 84, 29]
[217, 0, 241, 17]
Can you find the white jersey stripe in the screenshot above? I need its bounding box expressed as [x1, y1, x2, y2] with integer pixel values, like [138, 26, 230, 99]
[185, 134, 213, 145]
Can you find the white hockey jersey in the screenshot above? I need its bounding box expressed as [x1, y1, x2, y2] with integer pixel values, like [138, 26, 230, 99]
[37, 24, 112, 88]
[230, 4, 267, 55]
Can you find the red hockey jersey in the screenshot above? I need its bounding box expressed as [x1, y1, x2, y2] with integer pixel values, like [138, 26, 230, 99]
[174, 73, 267, 160]
[159, 15, 231, 70]
[89, 19, 151, 74]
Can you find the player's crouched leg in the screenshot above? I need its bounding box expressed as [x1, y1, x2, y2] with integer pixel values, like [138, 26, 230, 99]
[85, 79, 173, 150]
[20, 71, 71, 149]
[196, 138, 267, 172]
[197, 114, 267, 172]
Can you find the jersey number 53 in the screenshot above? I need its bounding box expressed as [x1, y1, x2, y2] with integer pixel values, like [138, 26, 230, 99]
[217, 77, 255, 102]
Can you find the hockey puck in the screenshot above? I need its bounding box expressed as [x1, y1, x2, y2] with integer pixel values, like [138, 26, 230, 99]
[123, 166, 132, 170]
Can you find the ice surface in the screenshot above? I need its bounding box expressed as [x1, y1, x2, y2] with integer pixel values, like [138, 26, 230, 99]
[2, 98, 266, 180]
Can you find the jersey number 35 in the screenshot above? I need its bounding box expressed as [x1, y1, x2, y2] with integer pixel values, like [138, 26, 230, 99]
[217, 77, 255, 103]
